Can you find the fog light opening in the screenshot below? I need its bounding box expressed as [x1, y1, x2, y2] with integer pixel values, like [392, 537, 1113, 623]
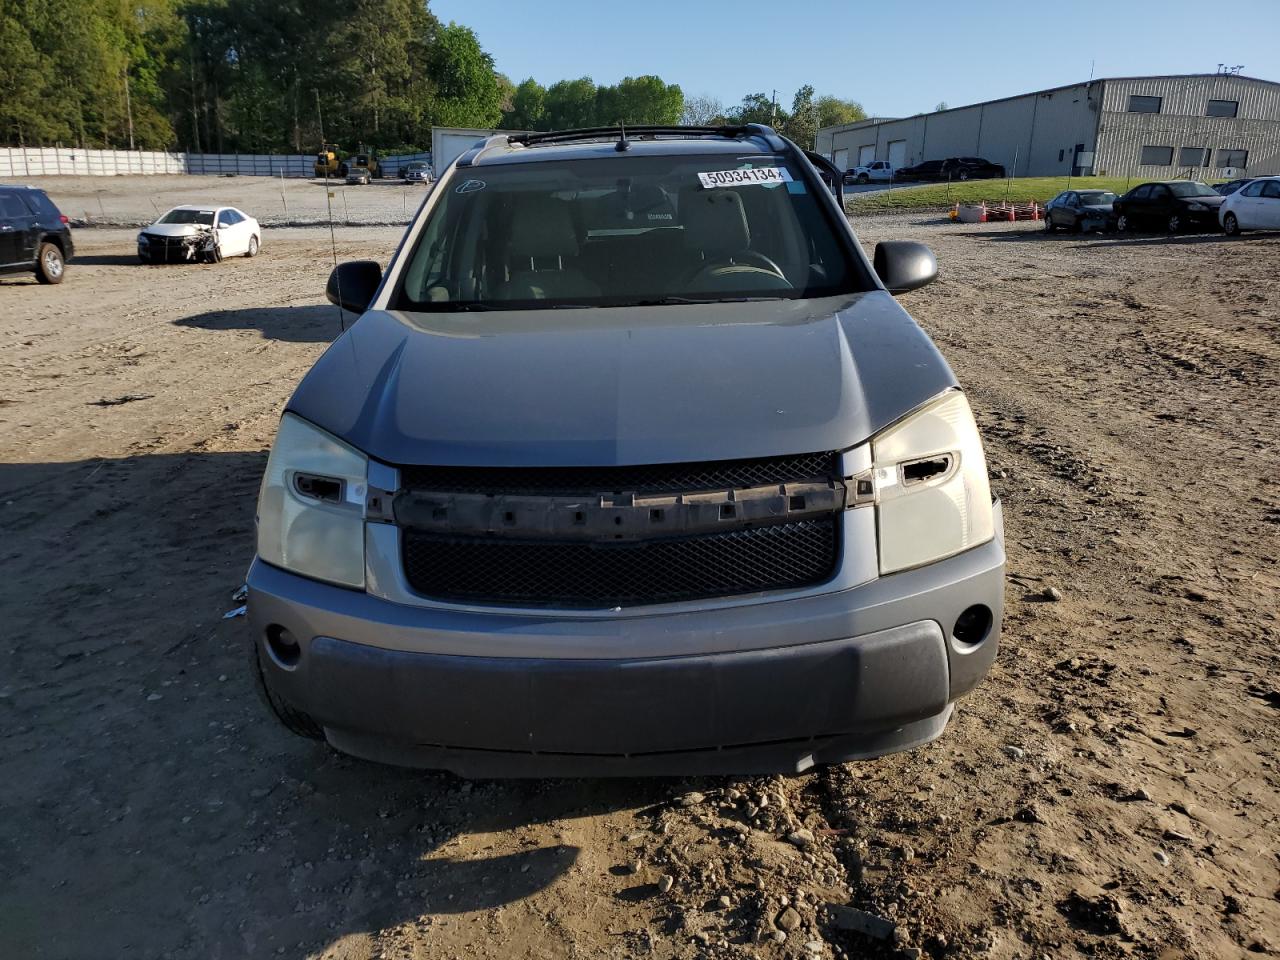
[953, 605, 993, 648]
[265, 624, 302, 669]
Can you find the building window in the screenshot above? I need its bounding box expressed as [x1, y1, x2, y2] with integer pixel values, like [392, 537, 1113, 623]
[1058, 149, 1064, 162]
[1140, 145, 1174, 166]
[1216, 148, 1248, 168]
[1206, 99, 1238, 118]
[1178, 147, 1209, 167]
[1128, 95, 1162, 113]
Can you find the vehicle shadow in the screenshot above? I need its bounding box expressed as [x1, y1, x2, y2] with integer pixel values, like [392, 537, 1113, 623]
[175, 303, 346, 343]
[71, 253, 147, 266]
[0, 451, 687, 959]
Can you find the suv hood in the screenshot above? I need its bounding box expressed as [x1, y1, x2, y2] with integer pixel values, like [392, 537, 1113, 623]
[287, 292, 957, 467]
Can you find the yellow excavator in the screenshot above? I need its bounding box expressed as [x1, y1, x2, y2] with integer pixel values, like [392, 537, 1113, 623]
[314, 143, 343, 178]
[314, 143, 380, 180]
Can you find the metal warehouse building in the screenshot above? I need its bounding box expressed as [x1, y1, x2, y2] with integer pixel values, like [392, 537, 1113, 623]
[816, 73, 1280, 180]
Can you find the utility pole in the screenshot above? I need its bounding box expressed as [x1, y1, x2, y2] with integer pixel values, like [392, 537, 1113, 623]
[315, 88, 325, 144]
[123, 63, 135, 150]
[770, 89, 778, 126]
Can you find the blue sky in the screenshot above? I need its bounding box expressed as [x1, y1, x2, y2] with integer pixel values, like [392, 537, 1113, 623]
[430, 0, 1279, 117]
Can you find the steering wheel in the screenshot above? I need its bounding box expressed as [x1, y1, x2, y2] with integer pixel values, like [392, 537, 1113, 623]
[690, 249, 789, 285]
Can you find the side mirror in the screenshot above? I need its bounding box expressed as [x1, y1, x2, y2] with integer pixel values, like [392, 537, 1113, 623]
[326, 260, 383, 314]
[874, 241, 937, 295]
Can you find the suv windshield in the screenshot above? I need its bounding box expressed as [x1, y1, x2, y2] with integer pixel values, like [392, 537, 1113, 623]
[395, 153, 863, 309]
[1169, 182, 1217, 198]
[159, 209, 214, 225]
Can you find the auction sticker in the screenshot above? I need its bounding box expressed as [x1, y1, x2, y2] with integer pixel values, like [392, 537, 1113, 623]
[697, 167, 792, 189]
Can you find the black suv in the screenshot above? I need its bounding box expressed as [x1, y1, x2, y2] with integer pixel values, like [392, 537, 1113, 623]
[0, 185, 74, 284]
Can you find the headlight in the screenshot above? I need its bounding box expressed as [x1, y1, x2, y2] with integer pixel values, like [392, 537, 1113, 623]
[137, 234, 149, 244]
[257, 413, 368, 588]
[872, 391, 995, 574]
[1187, 202, 1207, 211]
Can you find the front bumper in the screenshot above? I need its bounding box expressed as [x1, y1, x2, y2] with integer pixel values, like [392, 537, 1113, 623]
[248, 503, 1004, 776]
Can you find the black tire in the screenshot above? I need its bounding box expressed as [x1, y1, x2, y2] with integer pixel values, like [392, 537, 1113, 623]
[249, 636, 325, 740]
[1115, 213, 1130, 233]
[857, 174, 869, 184]
[1223, 212, 1240, 236]
[35, 241, 65, 284]
[958, 169, 970, 181]
[1166, 213, 1181, 233]
[1044, 216, 1057, 233]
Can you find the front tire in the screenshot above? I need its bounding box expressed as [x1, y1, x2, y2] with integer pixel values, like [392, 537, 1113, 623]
[1166, 213, 1181, 233]
[246, 235, 259, 258]
[1223, 212, 1240, 236]
[958, 169, 970, 181]
[1115, 213, 1129, 233]
[249, 638, 324, 740]
[857, 174, 869, 184]
[1044, 216, 1057, 233]
[36, 242, 65, 284]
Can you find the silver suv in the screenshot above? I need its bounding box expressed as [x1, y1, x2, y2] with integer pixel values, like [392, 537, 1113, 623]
[248, 125, 1005, 776]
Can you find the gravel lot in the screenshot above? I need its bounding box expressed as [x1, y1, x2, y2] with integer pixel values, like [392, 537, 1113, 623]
[2, 211, 1278, 960]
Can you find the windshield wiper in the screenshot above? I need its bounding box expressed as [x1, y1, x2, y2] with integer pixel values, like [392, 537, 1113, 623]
[621, 296, 787, 307]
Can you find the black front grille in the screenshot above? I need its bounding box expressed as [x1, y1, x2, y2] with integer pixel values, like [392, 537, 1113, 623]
[398, 451, 837, 496]
[400, 519, 838, 608]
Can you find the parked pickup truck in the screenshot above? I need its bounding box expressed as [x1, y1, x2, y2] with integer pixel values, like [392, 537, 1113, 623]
[843, 160, 895, 184]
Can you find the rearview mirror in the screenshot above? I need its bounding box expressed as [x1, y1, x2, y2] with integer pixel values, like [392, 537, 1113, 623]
[873, 241, 937, 295]
[326, 260, 383, 314]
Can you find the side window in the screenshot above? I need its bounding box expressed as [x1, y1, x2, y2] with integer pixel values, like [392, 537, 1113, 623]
[1241, 181, 1266, 197]
[0, 193, 28, 219]
[220, 210, 242, 226]
[1130, 186, 1152, 200]
[1150, 186, 1171, 200]
[1259, 181, 1280, 199]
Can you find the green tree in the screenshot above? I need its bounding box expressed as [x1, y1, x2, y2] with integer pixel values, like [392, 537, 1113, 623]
[595, 75, 682, 125]
[504, 77, 546, 130]
[726, 92, 784, 127]
[782, 84, 818, 149]
[544, 77, 597, 129]
[426, 22, 501, 128]
[816, 94, 866, 130]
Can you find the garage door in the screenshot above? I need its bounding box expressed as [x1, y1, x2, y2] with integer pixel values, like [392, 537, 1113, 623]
[887, 140, 907, 169]
[858, 144, 876, 166]
[833, 148, 849, 171]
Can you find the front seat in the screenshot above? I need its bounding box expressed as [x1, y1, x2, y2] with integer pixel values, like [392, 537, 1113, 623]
[678, 187, 792, 292]
[501, 197, 600, 301]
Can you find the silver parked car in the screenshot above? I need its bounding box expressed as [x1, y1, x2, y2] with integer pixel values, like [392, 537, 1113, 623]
[248, 124, 1005, 777]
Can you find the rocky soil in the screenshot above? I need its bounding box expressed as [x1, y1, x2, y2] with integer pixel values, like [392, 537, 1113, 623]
[1, 214, 1277, 959]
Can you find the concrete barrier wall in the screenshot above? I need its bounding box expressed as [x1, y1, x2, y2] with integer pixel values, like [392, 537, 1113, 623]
[1, 147, 435, 179]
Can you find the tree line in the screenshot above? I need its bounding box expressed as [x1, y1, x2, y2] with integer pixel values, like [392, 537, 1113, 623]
[0, 0, 864, 154]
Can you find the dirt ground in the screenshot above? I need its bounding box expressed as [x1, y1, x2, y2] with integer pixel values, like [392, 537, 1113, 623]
[1, 214, 1277, 960]
[24, 174, 428, 227]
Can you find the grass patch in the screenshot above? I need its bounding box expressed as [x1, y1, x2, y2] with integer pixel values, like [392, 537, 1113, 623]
[846, 176, 1142, 213]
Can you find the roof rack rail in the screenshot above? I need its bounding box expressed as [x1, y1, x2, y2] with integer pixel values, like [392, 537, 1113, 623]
[507, 125, 771, 147]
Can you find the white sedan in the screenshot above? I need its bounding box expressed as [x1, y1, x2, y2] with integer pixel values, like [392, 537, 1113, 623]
[137, 205, 261, 264]
[1220, 176, 1280, 235]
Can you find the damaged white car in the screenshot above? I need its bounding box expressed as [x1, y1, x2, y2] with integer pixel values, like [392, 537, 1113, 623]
[137, 205, 261, 264]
